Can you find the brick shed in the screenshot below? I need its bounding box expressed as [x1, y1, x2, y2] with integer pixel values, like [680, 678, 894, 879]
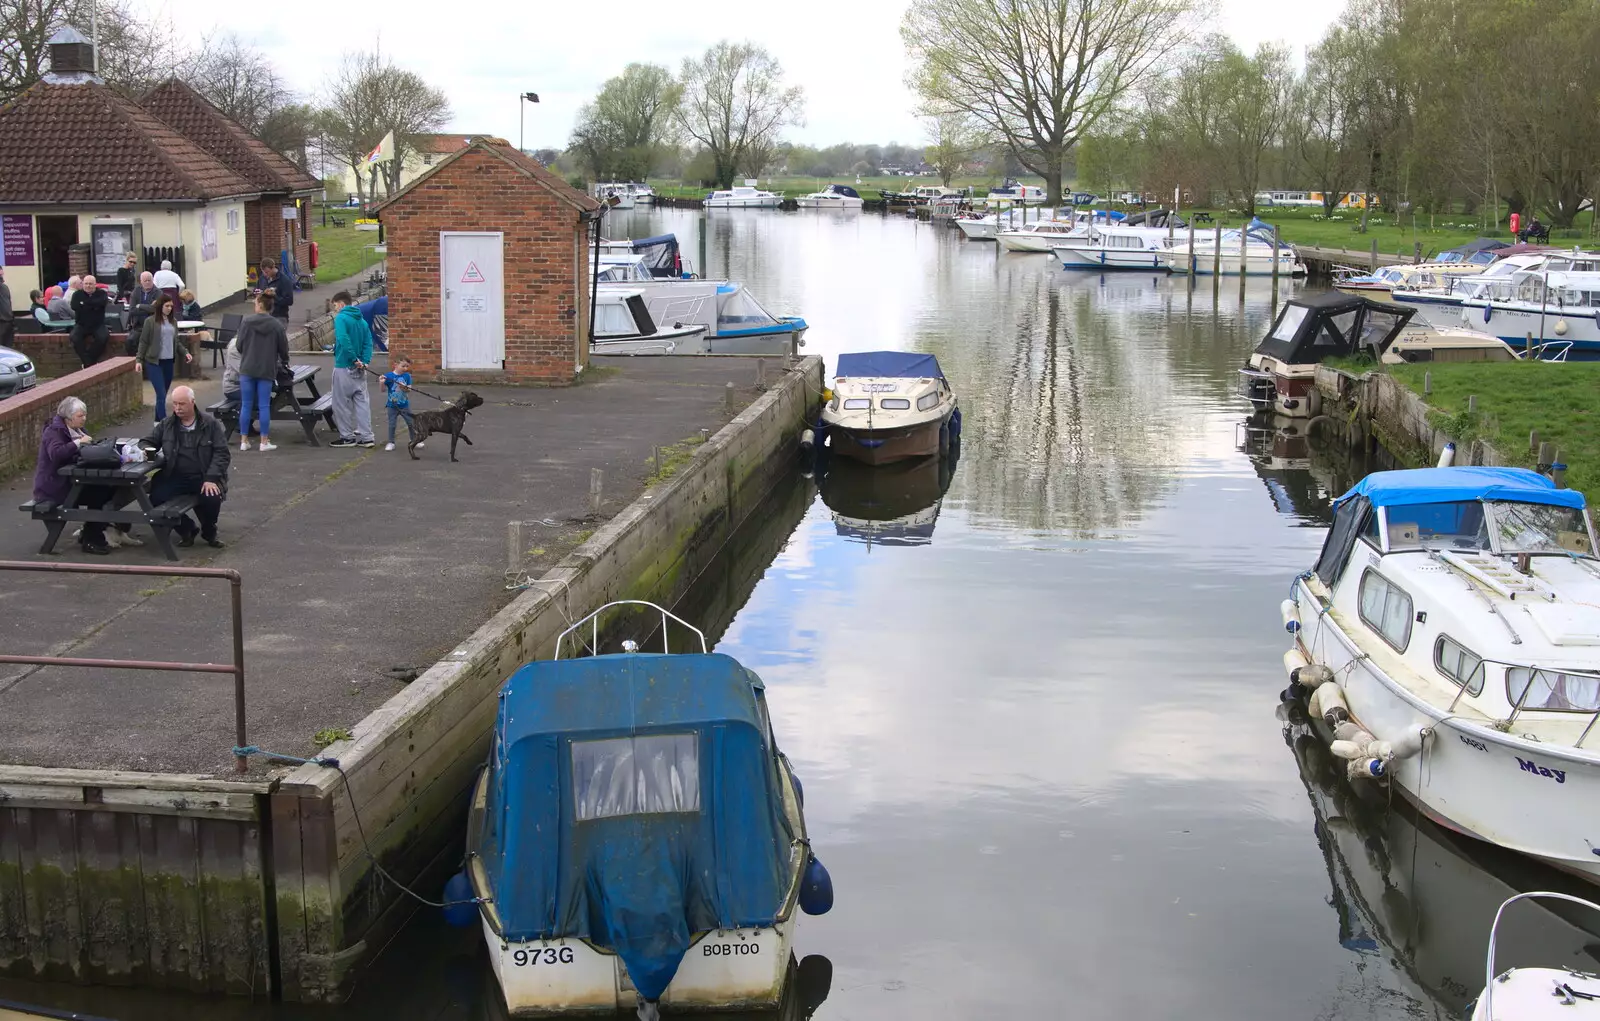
[374, 141, 602, 385]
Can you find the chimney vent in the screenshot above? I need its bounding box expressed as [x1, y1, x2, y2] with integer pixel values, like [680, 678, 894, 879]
[45, 26, 99, 82]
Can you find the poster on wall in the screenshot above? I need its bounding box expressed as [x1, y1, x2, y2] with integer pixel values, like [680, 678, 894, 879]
[201, 210, 218, 262]
[1, 215, 34, 266]
[91, 222, 134, 277]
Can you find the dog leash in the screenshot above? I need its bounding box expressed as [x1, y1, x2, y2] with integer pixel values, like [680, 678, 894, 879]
[355, 364, 454, 405]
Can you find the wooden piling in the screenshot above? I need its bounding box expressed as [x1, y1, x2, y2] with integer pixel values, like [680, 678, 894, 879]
[1553, 449, 1567, 488]
[1270, 227, 1281, 312]
[1539, 441, 1555, 467]
[1187, 219, 1195, 277]
[1530, 429, 1541, 453]
[1424, 371, 1432, 395]
[1211, 222, 1222, 295]
[1413, 241, 1422, 264]
[1238, 221, 1248, 302]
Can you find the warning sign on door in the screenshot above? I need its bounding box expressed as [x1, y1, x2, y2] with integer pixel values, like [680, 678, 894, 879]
[459, 294, 488, 314]
[460, 261, 486, 283]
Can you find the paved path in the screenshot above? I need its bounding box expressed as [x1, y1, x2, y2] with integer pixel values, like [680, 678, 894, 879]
[0, 357, 764, 775]
[206, 261, 386, 349]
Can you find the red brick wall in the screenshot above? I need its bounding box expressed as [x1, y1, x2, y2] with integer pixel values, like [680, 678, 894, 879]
[245, 199, 314, 285]
[0, 358, 143, 480]
[380, 149, 589, 385]
[11, 333, 203, 381]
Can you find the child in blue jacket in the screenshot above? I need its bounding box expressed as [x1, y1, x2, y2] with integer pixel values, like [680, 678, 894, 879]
[381, 355, 419, 451]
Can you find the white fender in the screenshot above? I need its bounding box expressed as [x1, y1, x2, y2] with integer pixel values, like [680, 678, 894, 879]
[1332, 722, 1375, 747]
[1330, 739, 1367, 760]
[1297, 663, 1334, 690]
[1283, 648, 1309, 680]
[1281, 600, 1301, 634]
[1388, 724, 1428, 759]
[1311, 683, 1349, 722]
[1346, 757, 1386, 781]
[1367, 740, 1393, 761]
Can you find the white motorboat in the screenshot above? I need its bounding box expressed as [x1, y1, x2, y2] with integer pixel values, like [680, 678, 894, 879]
[996, 219, 1082, 253]
[705, 182, 781, 209]
[593, 182, 636, 210]
[955, 213, 999, 240]
[1160, 227, 1304, 276]
[593, 252, 654, 283]
[1052, 225, 1175, 271]
[984, 181, 1046, 208]
[820, 351, 960, 466]
[1337, 261, 1486, 299]
[1285, 466, 1600, 885]
[598, 279, 806, 355]
[1239, 292, 1414, 417]
[631, 182, 655, 205]
[1471, 892, 1600, 1019]
[589, 289, 709, 355]
[1391, 251, 1600, 328]
[1455, 269, 1600, 356]
[796, 184, 863, 209]
[1382, 325, 1520, 365]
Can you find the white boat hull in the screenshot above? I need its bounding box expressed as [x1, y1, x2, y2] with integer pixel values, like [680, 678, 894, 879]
[997, 233, 1066, 252]
[955, 218, 997, 240]
[1162, 249, 1302, 275]
[796, 197, 863, 209]
[485, 916, 795, 1015]
[1292, 583, 1600, 884]
[1055, 246, 1169, 271]
[1458, 301, 1600, 351]
[706, 198, 781, 209]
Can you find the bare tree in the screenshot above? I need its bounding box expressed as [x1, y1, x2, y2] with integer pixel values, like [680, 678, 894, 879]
[1215, 42, 1294, 216]
[182, 32, 285, 134]
[318, 49, 451, 207]
[1, 0, 180, 101]
[1293, 27, 1365, 217]
[902, 0, 1201, 205]
[922, 110, 986, 186]
[676, 41, 804, 190]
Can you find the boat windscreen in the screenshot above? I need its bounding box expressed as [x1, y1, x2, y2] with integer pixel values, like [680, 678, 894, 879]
[1316, 495, 1369, 585]
[718, 287, 779, 330]
[1256, 304, 1311, 360]
[631, 234, 682, 277]
[1487, 501, 1594, 554]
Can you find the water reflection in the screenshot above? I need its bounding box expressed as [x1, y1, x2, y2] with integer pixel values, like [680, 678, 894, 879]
[815, 446, 958, 546]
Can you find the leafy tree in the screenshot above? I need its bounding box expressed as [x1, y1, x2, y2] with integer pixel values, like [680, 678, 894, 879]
[676, 41, 803, 189]
[570, 63, 682, 182]
[923, 111, 985, 186]
[318, 49, 450, 208]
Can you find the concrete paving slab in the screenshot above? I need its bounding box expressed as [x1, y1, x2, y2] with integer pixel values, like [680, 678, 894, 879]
[0, 356, 771, 775]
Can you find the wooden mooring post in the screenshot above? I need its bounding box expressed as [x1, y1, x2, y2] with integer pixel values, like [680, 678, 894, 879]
[1369, 238, 1379, 271]
[1270, 226, 1281, 313]
[1187, 218, 1196, 277]
[1212, 222, 1222, 296]
[1238, 221, 1247, 302]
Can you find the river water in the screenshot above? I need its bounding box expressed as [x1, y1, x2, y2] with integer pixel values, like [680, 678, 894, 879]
[7, 207, 1600, 1019]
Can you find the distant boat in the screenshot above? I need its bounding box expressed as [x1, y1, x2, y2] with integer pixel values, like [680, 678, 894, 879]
[593, 182, 636, 210]
[588, 288, 710, 355]
[705, 182, 781, 209]
[796, 184, 863, 210]
[984, 181, 1046, 207]
[1052, 225, 1175, 271]
[954, 213, 999, 240]
[1160, 223, 1304, 276]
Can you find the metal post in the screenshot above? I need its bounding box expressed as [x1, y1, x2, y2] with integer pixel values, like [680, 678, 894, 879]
[755, 358, 765, 387]
[230, 576, 246, 773]
[1370, 238, 1379, 271]
[1187, 219, 1195, 277]
[589, 468, 603, 516]
[1271, 226, 1281, 312]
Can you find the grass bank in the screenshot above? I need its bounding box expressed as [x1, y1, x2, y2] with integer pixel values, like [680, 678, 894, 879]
[310, 205, 387, 283]
[1385, 361, 1600, 495]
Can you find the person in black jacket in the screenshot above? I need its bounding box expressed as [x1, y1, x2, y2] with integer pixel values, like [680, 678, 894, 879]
[125, 271, 164, 351]
[141, 385, 230, 548]
[69, 275, 111, 368]
[257, 259, 294, 321]
[115, 252, 138, 301]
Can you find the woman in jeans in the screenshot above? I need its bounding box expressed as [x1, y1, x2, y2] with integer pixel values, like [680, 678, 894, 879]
[234, 291, 290, 451]
[134, 293, 192, 420]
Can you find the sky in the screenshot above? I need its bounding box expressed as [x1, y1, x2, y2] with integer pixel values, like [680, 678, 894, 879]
[153, 0, 1342, 153]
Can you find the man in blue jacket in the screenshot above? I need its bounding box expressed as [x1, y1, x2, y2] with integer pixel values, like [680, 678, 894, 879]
[329, 290, 375, 448]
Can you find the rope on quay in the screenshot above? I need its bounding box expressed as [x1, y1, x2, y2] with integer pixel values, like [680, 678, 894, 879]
[233, 745, 487, 910]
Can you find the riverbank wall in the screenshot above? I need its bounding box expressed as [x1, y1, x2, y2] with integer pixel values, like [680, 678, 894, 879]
[1311, 366, 1510, 468]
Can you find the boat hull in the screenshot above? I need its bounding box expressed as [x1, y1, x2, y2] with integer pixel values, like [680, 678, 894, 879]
[796, 197, 863, 209]
[997, 233, 1064, 252]
[1291, 581, 1600, 885]
[827, 417, 947, 465]
[1459, 301, 1600, 353]
[706, 198, 781, 209]
[955, 219, 997, 240]
[1056, 247, 1169, 271]
[1162, 250, 1303, 275]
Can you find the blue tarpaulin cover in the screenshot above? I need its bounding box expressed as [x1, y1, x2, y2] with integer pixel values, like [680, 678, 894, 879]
[480, 653, 793, 1000]
[1334, 467, 1587, 510]
[835, 351, 944, 379]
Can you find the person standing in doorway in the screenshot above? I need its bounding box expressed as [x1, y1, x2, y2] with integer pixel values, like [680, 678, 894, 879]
[69, 275, 111, 367]
[235, 291, 289, 452]
[328, 290, 375, 449]
[257, 259, 294, 323]
[135, 293, 192, 421]
[0, 265, 12, 349]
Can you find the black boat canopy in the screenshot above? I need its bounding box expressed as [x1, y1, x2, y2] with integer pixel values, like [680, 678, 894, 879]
[1251, 291, 1416, 364]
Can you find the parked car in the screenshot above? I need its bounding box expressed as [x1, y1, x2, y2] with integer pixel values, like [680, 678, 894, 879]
[0, 344, 38, 398]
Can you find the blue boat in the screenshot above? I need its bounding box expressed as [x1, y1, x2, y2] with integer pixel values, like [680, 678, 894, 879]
[454, 602, 829, 1018]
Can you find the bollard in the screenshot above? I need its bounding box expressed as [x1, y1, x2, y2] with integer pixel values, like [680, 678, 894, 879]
[724, 381, 736, 414]
[1531, 429, 1541, 453]
[507, 520, 521, 575]
[589, 468, 604, 517]
[1467, 394, 1477, 413]
[755, 358, 765, 387]
[1553, 450, 1567, 488]
[1424, 371, 1432, 395]
[1539, 441, 1554, 468]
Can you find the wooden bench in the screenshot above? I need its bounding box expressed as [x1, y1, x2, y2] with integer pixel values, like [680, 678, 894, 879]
[21, 491, 198, 560]
[208, 395, 242, 438]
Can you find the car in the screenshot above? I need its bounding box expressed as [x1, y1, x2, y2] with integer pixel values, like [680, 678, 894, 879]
[0, 344, 38, 399]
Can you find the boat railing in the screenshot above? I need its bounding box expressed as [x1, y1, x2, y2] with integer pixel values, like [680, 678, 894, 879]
[1444, 651, 1600, 744]
[554, 599, 708, 660]
[1480, 891, 1600, 1019]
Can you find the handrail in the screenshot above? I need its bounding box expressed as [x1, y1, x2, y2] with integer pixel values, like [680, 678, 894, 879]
[0, 560, 248, 773]
[554, 600, 707, 661]
[1481, 891, 1600, 1019]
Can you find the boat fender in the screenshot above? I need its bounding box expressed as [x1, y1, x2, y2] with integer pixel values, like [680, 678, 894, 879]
[792, 770, 804, 807]
[442, 872, 477, 928]
[799, 853, 834, 915]
[1346, 757, 1386, 781]
[1281, 600, 1301, 634]
[1297, 663, 1334, 691]
[1389, 724, 1429, 759]
[1283, 648, 1309, 685]
[1332, 721, 1374, 746]
[1367, 740, 1393, 761]
[800, 428, 815, 452]
[1310, 682, 1349, 724]
[1437, 442, 1456, 468]
[1329, 739, 1366, 760]
[1556, 318, 1570, 336]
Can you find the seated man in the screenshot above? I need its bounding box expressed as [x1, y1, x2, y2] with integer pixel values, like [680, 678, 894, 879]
[140, 384, 230, 548]
[47, 276, 78, 320]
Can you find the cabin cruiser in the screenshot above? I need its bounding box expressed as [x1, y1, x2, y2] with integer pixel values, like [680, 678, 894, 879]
[816, 448, 958, 546]
[705, 183, 781, 209]
[1160, 225, 1305, 276]
[593, 253, 655, 283]
[1437, 237, 1510, 266]
[598, 234, 688, 278]
[984, 181, 1046, 207]
[593, 182, 636, 210]
[1284, 467, 1600, 884]
[955, 213, 1000, 240]
[796, 184, 863, 209]
[454, 601, 831, 1019]
[598, 279, 806, 355]
[1382, 325, 1519, 365]
[1457, 269, 1600, 356]
[996, 219, 1082, 252]
[1052, 225, 1175, 271]
[589, 289, 710, 355]
[1390, 251, 1600, 327]
[1239, 292, 1414, 417]
[820, 351, 960, 466]
[1337, 261, 1485, 298]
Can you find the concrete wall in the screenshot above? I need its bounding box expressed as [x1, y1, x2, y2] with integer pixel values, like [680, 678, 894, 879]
[0, 358, 142, 480]
[1313, 366, 1508, 467]
[269, 356, 823, 1003]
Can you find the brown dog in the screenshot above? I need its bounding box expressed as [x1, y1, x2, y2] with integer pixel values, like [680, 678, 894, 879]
[408, 390, 483, 461]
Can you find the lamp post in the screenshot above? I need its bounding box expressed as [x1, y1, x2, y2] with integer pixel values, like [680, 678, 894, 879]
[518, 92, 540, 153]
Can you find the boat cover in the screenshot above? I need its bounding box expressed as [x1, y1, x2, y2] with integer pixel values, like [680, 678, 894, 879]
[825, 184, 860, 198]
[1443, 238, 1511, 258]
[836, 351, 944, 379]
[1251, 291, 1414, 364]
[630, 234, 682, 277]
[480, 652, 794, 1000]
[1333, 467, 1587, 510]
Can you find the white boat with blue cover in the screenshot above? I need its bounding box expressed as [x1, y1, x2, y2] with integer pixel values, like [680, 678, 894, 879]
[597, 279, 806, 355]
[451, 602, 831, 1019]
[820, 351, 960, 465]
[1284, 467, 1600, 884]
[796, 184, 863, 209]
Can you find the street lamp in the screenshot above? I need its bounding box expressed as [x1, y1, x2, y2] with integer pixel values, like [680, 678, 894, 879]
[519, 92, 540, 153]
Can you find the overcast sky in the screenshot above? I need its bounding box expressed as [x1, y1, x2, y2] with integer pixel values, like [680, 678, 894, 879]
[157, 0, 1342, 152]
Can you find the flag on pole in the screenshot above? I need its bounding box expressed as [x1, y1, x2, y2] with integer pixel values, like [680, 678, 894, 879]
[364, 131, 395, 165]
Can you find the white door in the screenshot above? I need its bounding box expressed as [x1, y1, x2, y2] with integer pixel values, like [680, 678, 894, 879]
[441, 232, 505, 369]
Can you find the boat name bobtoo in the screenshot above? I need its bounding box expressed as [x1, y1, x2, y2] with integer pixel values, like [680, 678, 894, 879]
[1517, 756, 1567, 784]
[703, 942, 761, 956]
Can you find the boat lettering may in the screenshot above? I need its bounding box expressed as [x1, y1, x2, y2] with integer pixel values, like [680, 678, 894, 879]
[1516, 757, 1567, 783]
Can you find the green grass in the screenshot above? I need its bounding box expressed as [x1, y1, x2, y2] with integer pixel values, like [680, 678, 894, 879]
[1386, 361, 1600, 494]
[310, 205, 386, 283]
[645, 434, 708, 486]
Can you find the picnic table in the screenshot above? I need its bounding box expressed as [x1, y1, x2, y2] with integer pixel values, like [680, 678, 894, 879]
[41, 318, 74, 332]
[207, 364, 334, 446]
[18, 452, 194, 561]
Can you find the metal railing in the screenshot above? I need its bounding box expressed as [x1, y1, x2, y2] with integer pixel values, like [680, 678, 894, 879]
[0, 561, 248, 772]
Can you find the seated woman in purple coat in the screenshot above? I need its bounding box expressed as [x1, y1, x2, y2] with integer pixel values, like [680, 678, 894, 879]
[33, 396, 138, 555]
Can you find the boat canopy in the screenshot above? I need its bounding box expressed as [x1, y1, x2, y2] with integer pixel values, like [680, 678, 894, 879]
[1252, 291, 1415, 363]
[824, 184, 860, 198]
[480, 652, 794, 999]
[629, 234, 682, 278]
[836, 351, 944, 379]
[1440, 237, 1510, 264]
[1333, 467, 1586, 510]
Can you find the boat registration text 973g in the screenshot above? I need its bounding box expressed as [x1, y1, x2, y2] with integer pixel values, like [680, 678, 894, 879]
[513, 946, 576, 966]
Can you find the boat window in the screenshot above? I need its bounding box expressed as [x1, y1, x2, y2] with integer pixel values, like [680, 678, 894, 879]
[1358, 569, 1413, 651]
[1486, 501, 1594, 554]
[1507, 668, 1600, 712]
[1316, 496, 1370, 585]
[571, 733, 700, 821]
[1356, 310, 1404, 351]
[1434, 636, 1485, 695]
[1270, 305, 1310, 344]
[717, 287, 779, 331]
[1382, 501, 1487, 550]
[594, 301, 637, 336]
[843, 398, 870, 410]
[1329, 309, 1360, 341]
[917, 392, 940, 411]
[881, 398, 910, 410]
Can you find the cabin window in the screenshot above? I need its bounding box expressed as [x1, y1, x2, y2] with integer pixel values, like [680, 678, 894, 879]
[571, 733, 700, 821]
[1507, 668, 1600, 713]
[593, 301, 636, 336]
[1356, 311, 1403, 351]
[1329, 309, 1359, 341]
[842, 398, 870, 410]
[881, 398, 910, 410]
[1486, 501, 1593, 554]
[1434, 636, 1485, 695]
[1271, 305, 1309, 343]
[1382, 501, 1486, 550]
[1358, 569, 1413, 651]
[917, 392, 940, 411]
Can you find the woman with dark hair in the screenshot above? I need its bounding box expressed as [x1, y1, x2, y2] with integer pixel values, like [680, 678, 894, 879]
[134, 293, 193, 420]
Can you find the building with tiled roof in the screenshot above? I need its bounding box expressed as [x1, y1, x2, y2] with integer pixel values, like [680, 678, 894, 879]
[141, 79, 323, 281]
[337, 134, 510, 202]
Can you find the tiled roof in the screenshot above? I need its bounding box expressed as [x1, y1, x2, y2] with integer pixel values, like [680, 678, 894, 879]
[416, 133, 509, 154]
[373, 140, 600, 215]
[141, 80, 321, 195]
[0, 81, 258, 204]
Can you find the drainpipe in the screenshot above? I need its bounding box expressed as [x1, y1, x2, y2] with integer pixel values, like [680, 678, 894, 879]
[582, 203, 606, 374]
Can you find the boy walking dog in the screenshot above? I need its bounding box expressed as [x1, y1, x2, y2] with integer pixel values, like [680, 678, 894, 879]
[381, 356, 421, 452]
